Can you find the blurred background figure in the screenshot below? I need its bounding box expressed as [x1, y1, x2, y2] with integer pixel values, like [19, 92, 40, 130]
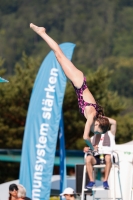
[60, 187, 77, 200]
[9, 184, 18, 200]
[17, 184, 31, 200]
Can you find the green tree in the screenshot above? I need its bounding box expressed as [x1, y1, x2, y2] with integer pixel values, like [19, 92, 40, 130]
[102, 57, 133, 98]
[0, 53, 41, 148]
[115, 114, 133, 143]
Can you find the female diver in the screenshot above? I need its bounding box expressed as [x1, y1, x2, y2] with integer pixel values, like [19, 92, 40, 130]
[30, 23, 110, 150]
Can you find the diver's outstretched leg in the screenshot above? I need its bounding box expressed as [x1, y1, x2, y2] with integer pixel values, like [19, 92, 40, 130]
[30, 23, 83, 88]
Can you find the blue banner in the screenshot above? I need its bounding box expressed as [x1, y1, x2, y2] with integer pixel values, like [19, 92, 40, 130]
[59, 111, 67, 199]
[19, 43, 75, 200]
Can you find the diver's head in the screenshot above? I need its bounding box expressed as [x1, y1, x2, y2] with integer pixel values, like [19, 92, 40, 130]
[91, 116, 109, 134]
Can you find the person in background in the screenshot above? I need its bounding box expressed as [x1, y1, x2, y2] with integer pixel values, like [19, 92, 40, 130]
[9, 184, 18, 200]
[60, 187, 77, 200]
[84, 117, 117, 190]
[17, 184, 31, 200]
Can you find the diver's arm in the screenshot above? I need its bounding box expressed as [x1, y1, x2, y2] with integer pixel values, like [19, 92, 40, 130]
[105, 117, 117, 135]
[83, 114, 94, 150]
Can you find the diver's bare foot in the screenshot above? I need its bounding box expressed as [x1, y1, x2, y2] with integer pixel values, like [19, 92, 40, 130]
[30, 23, 46, 34]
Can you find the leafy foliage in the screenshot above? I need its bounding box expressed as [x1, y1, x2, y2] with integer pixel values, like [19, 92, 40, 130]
[0, 53, 41, 148]
[115, 114, 133, 143]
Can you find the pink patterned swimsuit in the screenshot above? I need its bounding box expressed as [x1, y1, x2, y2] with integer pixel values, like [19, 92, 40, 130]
[71, 76, 100, 116]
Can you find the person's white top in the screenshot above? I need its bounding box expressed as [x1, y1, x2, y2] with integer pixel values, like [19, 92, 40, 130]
[91, 131, 115, 155]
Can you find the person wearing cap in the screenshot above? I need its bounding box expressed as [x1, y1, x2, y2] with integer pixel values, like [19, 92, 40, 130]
[9, 184, 18, 200]
[60, 187, 76, 200]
